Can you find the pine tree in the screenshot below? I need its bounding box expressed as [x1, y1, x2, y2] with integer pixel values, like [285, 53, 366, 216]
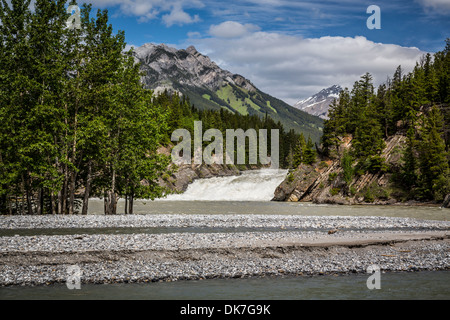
[303, 136, 316, 165]
[321, 88, 350, 157]
[417, 106, 449, 201]
[293, 133, 306, 168]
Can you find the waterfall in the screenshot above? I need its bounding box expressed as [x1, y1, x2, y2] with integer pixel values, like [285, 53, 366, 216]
[162, 169, 288, 201]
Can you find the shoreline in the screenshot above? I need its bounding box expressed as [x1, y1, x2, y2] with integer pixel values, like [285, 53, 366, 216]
[0, 215, 449, 287]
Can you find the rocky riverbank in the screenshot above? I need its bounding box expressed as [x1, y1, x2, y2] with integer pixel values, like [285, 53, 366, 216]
[272, 134, 450, 208]
[0, 215, 449, 286]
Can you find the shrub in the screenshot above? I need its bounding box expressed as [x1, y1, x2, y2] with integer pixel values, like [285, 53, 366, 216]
[287, 173, 295, 183]
[330, 188, 340, 196]
[328, 172, 338, 182]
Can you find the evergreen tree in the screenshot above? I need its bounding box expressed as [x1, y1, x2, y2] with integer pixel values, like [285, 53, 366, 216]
[293, 133, 306, 168]
[303, 137, 316, 165]
[417, 106, 449, 201]
[341, 150, 354, 190]
[321, 90, 349, 156]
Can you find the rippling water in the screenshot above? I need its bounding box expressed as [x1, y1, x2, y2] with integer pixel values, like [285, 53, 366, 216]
[1, 271, 449, 300]
[87, 199, 449, 221]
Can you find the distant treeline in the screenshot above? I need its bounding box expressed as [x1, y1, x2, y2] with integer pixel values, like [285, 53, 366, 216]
[321, 39, 450, 202]
[156, 91, 315, 171]
[0, 0, 315, 215]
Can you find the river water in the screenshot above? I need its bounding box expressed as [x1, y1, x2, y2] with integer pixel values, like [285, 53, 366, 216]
[1, 271, 449, 300]
[1, 169, 449, 300]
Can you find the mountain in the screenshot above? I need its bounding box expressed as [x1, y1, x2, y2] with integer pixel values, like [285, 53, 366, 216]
[133, 43, 324, 142]
[293, 85, 342, 119]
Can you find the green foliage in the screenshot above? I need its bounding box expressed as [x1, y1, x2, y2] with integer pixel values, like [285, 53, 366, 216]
[330, 188, 340, 196]
[0, 1, 169, 215]
[320, 38, 450, 203]
[318, 161, 329, 169]
[328, 172, 338, 182]
[361, 182, 390, 203]
[363, 189, 375, 203]
[287, 172, 295, 183]
[341, 151, 354, 186]
[158, 91, 302, 170]
[416, 106, 450, 201]
[293, 133, 306, 167]
[303, 137, 317, 165]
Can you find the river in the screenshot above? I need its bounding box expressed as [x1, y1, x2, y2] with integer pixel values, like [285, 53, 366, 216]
[0, 169, 449, 300]
[2, 271, 449, 300]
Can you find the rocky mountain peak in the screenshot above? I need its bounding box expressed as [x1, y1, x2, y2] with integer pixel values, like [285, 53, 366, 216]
[134, 43, 233, 92]
[293, 85, 343, 119]
[186, 45, 198, 55]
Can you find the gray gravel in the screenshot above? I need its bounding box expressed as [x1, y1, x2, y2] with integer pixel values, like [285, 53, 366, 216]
[0, 215, 449, 286]
[1, 214, 449, 230]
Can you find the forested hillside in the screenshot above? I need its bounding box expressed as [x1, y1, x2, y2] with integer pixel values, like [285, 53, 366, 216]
[0, 0, 310, 215]
[317, 39, 450, 202]
[0, 1, 172, 215]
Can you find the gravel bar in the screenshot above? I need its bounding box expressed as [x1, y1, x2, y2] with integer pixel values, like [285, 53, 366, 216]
[0, 215, 449, 286]
[1, 214, 449, 230]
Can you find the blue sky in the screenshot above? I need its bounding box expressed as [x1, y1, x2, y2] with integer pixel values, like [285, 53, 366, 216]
[85, 0, 449, 103]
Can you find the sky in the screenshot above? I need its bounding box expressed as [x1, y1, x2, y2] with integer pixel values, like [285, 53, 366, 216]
[83, 0, 449, 104]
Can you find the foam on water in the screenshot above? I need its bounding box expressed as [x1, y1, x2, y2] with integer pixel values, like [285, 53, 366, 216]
[161, 169, 288, 201]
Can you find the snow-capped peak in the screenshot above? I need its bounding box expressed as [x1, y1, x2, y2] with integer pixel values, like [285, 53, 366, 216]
[293, 85, 342, 119]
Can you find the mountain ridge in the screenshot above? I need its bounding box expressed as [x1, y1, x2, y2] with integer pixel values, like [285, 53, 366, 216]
[133, 43, 324, 142]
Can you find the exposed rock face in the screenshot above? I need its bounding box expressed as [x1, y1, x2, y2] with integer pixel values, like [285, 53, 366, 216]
[273, 134, 408, 205]
[133, 43, 256, 96]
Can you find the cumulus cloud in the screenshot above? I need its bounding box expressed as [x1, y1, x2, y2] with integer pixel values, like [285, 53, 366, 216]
[188, 25, 425, 104]
[209, 21, 260, 38]
[162, 3, 200, 26]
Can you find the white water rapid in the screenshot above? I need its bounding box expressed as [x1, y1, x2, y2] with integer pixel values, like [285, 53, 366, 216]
[162, 169, 288, 201]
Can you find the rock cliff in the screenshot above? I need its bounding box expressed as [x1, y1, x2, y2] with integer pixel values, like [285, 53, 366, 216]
[272, 134, 413, 205]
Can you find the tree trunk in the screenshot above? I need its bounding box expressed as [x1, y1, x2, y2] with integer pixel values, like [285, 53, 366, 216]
[50, 191, 57, 215]
[124, 194, 128, 215]
[36, 188, 43, 215]
[104, 168, 117, 215]
[81, 161, 92, 216]
[62, 165, 68, 214]
[25, 176, 33, 215]
[110, 168, 117, 215]
[128, 194, 134, 215]
[104, 191, 117, 215]
[68, 171, 77, 215]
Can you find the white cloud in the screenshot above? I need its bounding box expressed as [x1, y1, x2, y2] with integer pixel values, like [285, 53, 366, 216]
[209, 21, 260, 38]
[90, 0, 203, 25]
[162, 3, 200, 26]
[188, 30, 425, 104]
[417, 0, 450, 13]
